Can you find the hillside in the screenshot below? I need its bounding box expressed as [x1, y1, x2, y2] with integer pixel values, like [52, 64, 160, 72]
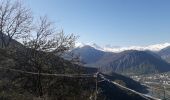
[0, 48, 87, 99]
[98, 73, 150, 100]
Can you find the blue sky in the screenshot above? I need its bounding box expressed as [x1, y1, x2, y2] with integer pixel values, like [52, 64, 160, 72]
[24, 0, 170, 46]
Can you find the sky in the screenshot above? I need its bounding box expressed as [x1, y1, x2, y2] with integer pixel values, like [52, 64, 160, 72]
[23, 0, 170, 46]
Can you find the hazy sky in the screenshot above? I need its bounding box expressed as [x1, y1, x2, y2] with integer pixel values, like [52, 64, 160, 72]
[24, 0, 170, 46]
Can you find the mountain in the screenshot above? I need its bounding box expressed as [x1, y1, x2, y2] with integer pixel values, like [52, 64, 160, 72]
[98, 50, 170, 75]
[71, 45, 114, 64]
[72, 45, 170, 75]
[158, 46, 170, 63]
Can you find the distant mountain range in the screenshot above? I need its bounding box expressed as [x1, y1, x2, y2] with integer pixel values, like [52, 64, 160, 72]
[71, 45, 170, 75]
[76, 42, 170, 52]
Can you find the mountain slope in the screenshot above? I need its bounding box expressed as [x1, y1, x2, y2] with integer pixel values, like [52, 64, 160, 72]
[158, 46, 170, 63]
[0, 34, 24, 49]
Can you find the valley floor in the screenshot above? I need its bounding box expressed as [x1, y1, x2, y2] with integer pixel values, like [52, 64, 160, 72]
[131, 72, 170, 100]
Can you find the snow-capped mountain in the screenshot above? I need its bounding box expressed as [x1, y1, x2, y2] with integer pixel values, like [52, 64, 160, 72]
[75, 42, 170, 52]
[75, 42, 104, 50]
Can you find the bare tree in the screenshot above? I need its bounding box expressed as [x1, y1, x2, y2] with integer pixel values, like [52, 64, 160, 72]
[14, 16, 77, 97]
[0, 0, 83, 99]
[0, 0, 32, 48]
[22, 16, 76, 54]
